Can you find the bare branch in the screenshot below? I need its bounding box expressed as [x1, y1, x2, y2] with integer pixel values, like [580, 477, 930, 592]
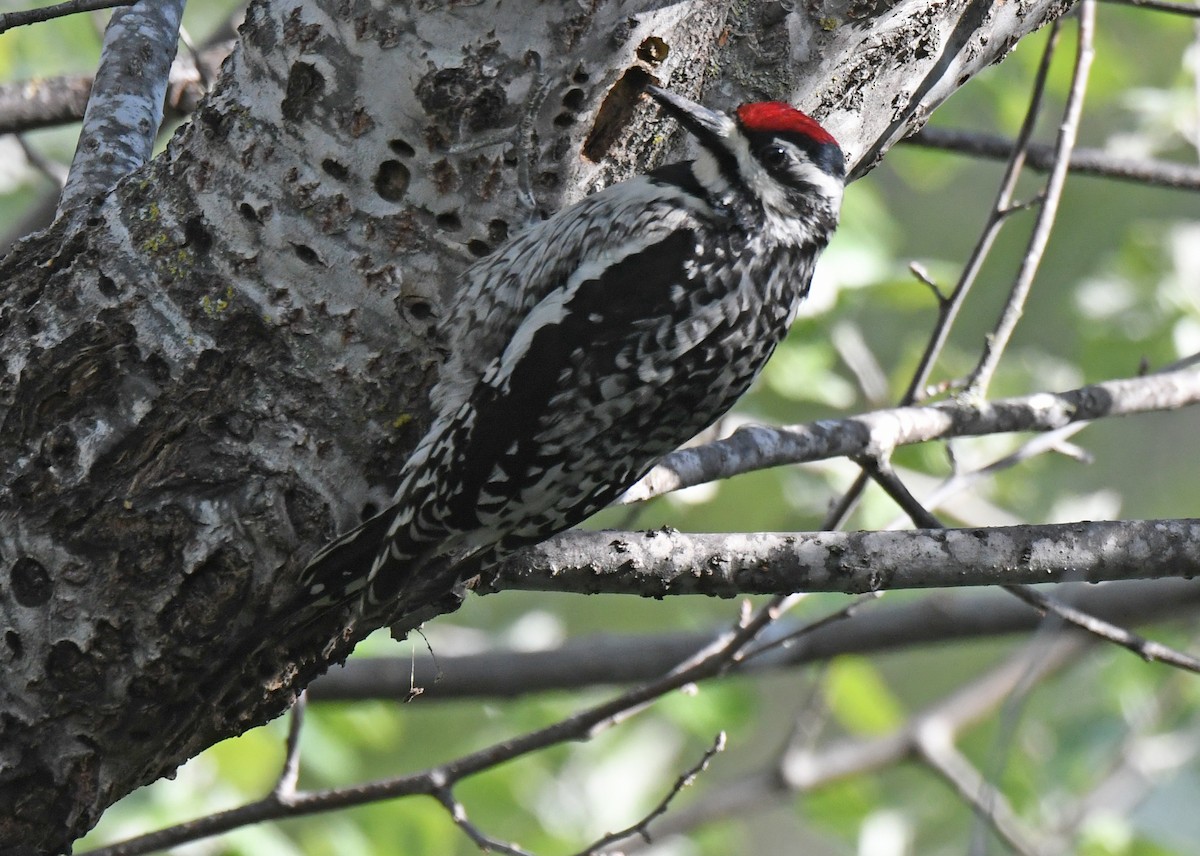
[625, 366, 1200, 503]
[1098, 0, 1200, 16]
[0, 75, 94, 135]
[83, 590, 808, 855]
[577, 732, 726, 856]
[57, 0, 186, 220]
[0, 0, 133, 34]
[493, 518, 1200, 597]
[1003, 584, 1200, 673]
[907, 127, 1200, 191]
[966, 2, 1097, 396]
[307, 579, 1200, 702]
[432, 786, 536, 856]
[860, 437, 1200, 675]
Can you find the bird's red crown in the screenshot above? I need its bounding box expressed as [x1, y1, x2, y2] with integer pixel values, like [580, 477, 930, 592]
[735, 102, 838, 148]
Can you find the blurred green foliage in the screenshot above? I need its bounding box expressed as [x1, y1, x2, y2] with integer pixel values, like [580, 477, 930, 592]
[5, 2, 1197, 854]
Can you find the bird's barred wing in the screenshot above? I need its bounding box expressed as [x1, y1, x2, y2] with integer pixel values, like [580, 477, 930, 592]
[430, 175, 712, 416]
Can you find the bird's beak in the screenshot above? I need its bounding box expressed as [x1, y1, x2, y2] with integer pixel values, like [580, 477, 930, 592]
[644, 84, 733, 148]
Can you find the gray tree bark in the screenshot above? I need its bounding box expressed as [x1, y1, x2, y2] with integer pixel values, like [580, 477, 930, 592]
[0, 0, 1074, 851]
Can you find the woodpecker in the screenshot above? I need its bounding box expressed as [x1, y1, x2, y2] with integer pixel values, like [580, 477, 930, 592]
[298, 84, 845, 619]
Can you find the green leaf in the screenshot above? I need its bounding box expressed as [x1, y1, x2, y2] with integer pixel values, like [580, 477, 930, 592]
[824, 656, 906, 735]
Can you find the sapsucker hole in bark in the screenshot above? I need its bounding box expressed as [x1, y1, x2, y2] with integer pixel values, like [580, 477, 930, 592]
[373, 160, 410, 202]
[11, 557, 52, 607]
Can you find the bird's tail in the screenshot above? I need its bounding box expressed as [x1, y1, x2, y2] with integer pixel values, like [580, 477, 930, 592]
[296, 509, 408, 609]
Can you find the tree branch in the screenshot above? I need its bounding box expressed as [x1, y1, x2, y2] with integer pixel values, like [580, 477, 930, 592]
[491, 519, 1200, 596]
[906, 127, 1200, 191]
[0, 0, 133, 34]
[0, 42, 233, 137]
[57, 0, 185, 220]
[306, 579, 1200, 702]
[624, 366, 1200, 502]
[966, 0, 1096, 396]
[576, 732, 726, 856]
[1099, 0, 1200, 17]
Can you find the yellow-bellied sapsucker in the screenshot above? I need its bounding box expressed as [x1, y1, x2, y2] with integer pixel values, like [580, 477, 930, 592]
[298, 85, 845, 618]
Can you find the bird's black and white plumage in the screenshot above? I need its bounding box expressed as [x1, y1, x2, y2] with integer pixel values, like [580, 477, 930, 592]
[299, 85, 845, 616]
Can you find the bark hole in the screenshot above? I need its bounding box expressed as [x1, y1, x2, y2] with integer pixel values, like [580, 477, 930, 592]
[435, 212, 462, 231]
[405, 298, 433, 320]
[321, 158, 349, 180]
[183, 216, 213, 254]
[97, 273, 119, 297]
[561, 87, 586, 110]
[388, 138, 416, 157]
[11, 557, 52, 607]
[239, 202, 262, 224]
[373, 160, 410, 202]
[583, 66, 653, 162]
[4, 631, 21, 659]
[281, 61, 325, 121]
[291, 243, 322, 265]
[636, 36, 670, 64]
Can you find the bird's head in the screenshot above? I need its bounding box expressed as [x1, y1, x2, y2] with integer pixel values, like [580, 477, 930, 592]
[644, 85, 844, 244]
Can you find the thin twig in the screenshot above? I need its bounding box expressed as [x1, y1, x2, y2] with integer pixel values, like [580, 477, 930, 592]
[15, 135, 68, 188]
[272, 692, 306, 802]
[432, 786, 536, 856]
[903, 19, 1064, 407]
[740, 593, 880, 662]
[1002, 585, 1200, 673]
[859, 435, 1200, 675]
[0, 0, 133, 34]
[888, 422, 1091, 527]
[577, 732, 726, 855]
[965, 2, 1097, 396]
[907, 127, 1200, 191]
[916, 732, 1050, 856]
[623, 364, 1200, 503]
[1098, 0, 1200, 16]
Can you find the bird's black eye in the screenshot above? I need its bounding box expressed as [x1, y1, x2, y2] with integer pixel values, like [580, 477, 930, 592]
[759, 144, 789, 169]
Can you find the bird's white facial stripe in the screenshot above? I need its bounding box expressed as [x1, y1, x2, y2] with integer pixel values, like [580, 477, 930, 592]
[692, 149, 728, 198]
[792, 159, 844, 210]
[727, 134, 843, 220]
